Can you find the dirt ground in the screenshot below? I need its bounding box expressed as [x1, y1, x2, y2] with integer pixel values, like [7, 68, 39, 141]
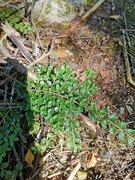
[0, 0, 135, 179]
[30, 1, 135, 179]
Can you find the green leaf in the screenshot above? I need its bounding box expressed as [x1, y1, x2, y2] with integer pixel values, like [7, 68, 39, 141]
[1, 162, 9, 169]
[80, 85, 86, 93]
[61, 64, 66, 71]
[74, 131, 80, 137]
[48, 101, 53, 107]
[48, 108, 53, 116]
[118, 122, 127, 129]
[54, 107, 59, 112]
[47, 80, 52, 86]
[99, 109, 108, 115]
[40, 106, 47, 115]
[78, 106, 83, 112]
[73, 121, 80, 128]
[68, 86, 72, 92]
[85, 68, 96, 79]
[15, 163, 23, 171]
[118, 130, 125, 141]
[127, 129, 135, 135]
[56, 84, 60, 91]
[100, 119, 107, 129]
[62, 73, 68, 79]
[127, 137, 133, 146]
[4, 137, 8, 143]
[0, 171, 5, 178]
[35, 142, 40, 148]
[90, 102, 96, 110]
[74, 89, 80, 95]
[85, 91, 91, 97]
[91, 113, 98, 122]
[5, 170, 12, 178]
[66, 127, 72, 133]
[110, 125, 117, 135]
[108, 114, 118, 121]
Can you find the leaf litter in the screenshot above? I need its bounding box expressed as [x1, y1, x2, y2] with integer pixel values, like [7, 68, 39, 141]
[0, 0, 135, 179]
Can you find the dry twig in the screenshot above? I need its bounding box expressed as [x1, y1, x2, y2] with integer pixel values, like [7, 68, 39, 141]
[28, 35, 56, 67]
[67, 162, 81, 180]
[79, 113, 97, 133]
[0, 31, 37, 80]
[122, 12, 135, 86]
[2, 22, 34, 63]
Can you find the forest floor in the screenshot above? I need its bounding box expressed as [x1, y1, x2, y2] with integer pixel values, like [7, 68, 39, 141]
[32, 1, 135, 179]
[0, 0, 135, 179]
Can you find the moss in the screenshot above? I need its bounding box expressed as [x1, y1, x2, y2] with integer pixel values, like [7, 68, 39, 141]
[83, 0, 94, 8]
[34, 0, 80, 23]
[56, 0, 77, 18]
[45, 2, 51, 15]
[92, 32, 105, 44]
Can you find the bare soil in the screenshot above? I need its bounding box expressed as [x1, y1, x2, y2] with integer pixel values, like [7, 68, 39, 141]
[0, 0, 135, 179]
[32, 1, 135, 179]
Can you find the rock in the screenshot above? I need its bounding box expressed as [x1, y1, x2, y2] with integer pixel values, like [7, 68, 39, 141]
[33, 0, 86, 23]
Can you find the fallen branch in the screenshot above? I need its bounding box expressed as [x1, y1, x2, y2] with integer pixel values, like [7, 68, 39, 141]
[2, 22, 34, 63]
[0, 39, 37, 80]
[122, 32, 135, 87]
[59, 0, 105, 37]
[122, 12, 135, 87]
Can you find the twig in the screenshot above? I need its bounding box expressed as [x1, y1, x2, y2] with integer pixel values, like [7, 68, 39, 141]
[60, 0, 105, 37]
[122, 33, 135, 86]
[122, 12, 135, 86]
[20, 133, 26, 165]
[3, 83, 8, 104]
[31, 153, 40, 178]
[67, 162, 81, 180]
[79, 113, 97, 133]
[99, 131, 125, 180]
[28, 35, 56, 67]
[30, 0, 45, 50]
[26, 168, 40, 180]
[0, 37, 37, 80]
[10, 80, 15, 102]
[12, 145, 20, 163]
[48, 172, 63, 179]
[2, 22, 34, 63]
[38, 0, 49, 21]
[123, 12, 131, 47]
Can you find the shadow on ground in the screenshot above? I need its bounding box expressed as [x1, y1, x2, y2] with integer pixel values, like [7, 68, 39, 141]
[0, 59, 34, 179]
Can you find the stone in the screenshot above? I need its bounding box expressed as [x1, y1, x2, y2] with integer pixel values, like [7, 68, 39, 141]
[33, 0, 86, 23]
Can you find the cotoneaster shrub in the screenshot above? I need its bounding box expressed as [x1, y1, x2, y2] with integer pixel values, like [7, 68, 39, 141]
[0, 64, 134, 178]
[27, 64, 135, 153]
[0, 11, 32, 35]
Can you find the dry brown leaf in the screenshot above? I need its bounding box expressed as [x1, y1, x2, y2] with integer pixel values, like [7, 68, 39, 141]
[79, 74, 86, 82]
[100, 70, 109, 79]
[52, 49, 72, 59]
[80, 114, 97, 133]
[85, 153, 98, 168]
[76, 69, 86, 82]
[25, 149, 34, 167]
[55, 38, 63, 44]
[39, 152, 50, 165]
